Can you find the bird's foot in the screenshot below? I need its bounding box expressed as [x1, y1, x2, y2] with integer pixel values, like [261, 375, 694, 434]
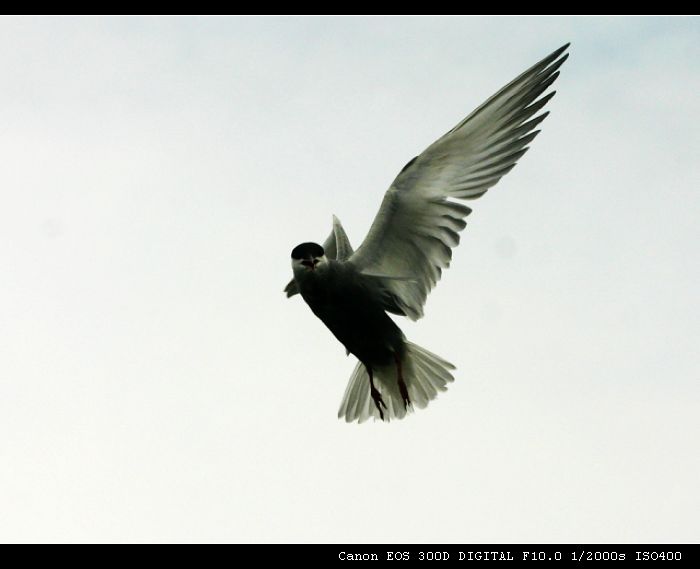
[394, 352, 411, 411]
[370, 385, 387, 421]
[399, 379, 411, 411]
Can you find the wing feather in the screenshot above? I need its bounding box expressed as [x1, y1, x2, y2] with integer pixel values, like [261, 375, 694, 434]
[349, 44, 569, 319]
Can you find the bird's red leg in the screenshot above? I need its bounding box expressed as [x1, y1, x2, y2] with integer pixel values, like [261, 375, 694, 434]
[394, 352, 411, 410]
[367, 366, 386, 421]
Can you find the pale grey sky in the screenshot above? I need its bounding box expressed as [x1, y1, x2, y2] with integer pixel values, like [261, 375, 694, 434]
[1, 16, 698, 543]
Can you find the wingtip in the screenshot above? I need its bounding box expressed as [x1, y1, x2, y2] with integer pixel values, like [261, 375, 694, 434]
[557, 42, 571, 54]
[548, 43, 571, 63]
[284, 279, 298, 297]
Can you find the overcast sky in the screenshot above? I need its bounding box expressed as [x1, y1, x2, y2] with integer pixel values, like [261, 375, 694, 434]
[1, 16, 698, 543]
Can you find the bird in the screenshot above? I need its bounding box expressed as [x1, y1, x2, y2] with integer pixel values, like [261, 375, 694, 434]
[285, 43, 569, 423]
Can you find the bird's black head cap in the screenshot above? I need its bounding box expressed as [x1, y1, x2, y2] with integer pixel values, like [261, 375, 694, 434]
[291, 242, 325, 260]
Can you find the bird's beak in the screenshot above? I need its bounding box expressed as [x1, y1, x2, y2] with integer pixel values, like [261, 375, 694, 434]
[301, 258, 317, 271]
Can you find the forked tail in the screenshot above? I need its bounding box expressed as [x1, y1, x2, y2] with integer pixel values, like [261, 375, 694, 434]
[337, 341, 455, 423]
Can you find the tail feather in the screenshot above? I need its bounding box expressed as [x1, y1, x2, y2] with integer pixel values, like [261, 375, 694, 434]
[337, 362, 372, 423]
[337, 341, 455, 423]
[346, 365, 369, 421]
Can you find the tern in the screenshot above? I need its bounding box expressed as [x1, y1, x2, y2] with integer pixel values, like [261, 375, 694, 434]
[285, 44, 569, 422]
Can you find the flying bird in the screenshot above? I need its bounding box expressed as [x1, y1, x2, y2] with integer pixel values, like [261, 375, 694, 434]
[285, 44, 569, 423]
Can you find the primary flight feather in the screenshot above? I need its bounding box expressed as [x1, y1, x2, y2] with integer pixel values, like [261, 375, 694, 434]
[285, 43, 570, 423]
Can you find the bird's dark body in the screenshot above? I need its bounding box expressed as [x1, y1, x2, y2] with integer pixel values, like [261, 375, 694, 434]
[296, 261, 405, 367]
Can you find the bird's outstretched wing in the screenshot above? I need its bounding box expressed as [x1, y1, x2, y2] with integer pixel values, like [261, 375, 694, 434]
[349, 43, 569, 320]
[284, 215, 354, 297]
